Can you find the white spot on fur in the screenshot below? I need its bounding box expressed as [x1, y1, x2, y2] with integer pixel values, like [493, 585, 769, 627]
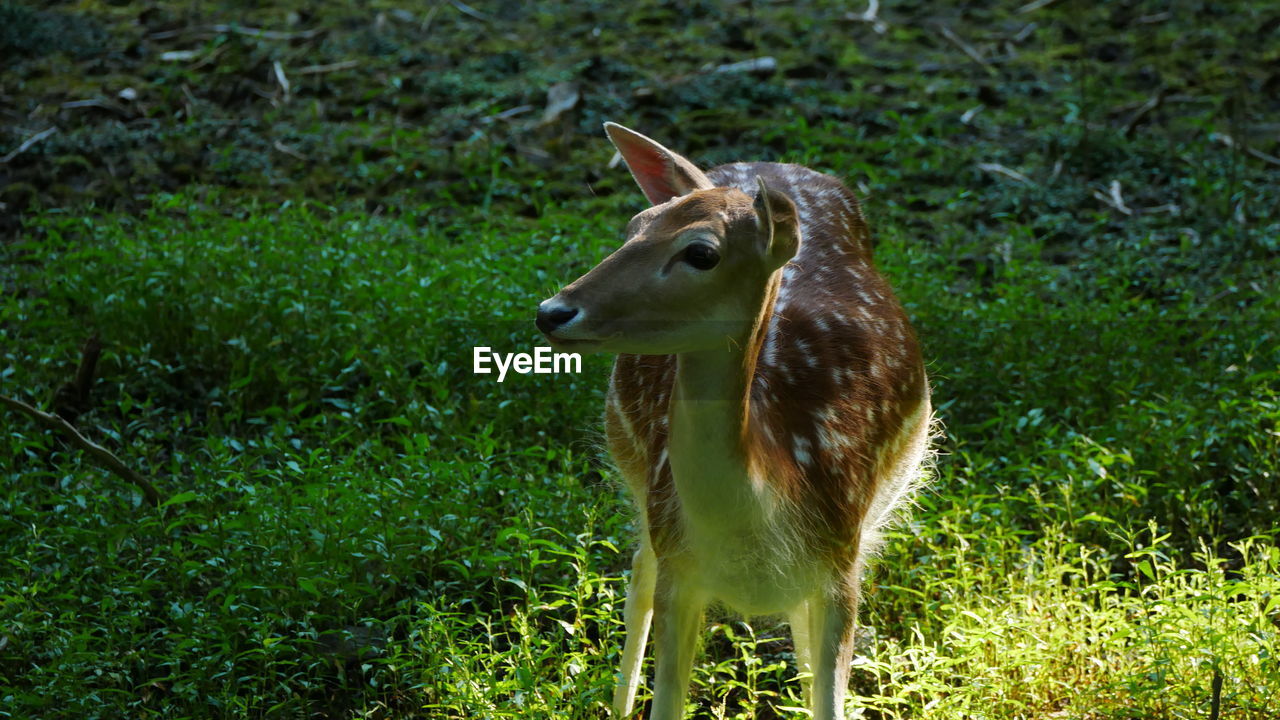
[653, 449, 669, 479]
[817, 423, 844, 454]
[762, 337, 778, 367]
[795, 338, 811, 363]
[793, 435, 814, 466]
[778, 363, 794, 384]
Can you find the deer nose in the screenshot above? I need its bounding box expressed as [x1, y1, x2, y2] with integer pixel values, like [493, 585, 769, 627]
[536, 303, 580, 335]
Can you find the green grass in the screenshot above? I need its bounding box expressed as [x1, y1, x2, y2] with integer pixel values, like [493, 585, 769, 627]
[3, 0, 1279, 718]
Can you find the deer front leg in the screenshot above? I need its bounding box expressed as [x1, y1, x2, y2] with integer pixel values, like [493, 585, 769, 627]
[807, 576, 860, 720]
[649, 564, 705, 720]
[613, 543, 657, 718]
[787, 599, 814, 708]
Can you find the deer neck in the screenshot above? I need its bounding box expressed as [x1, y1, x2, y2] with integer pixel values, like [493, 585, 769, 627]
[668, 270, 782, 512]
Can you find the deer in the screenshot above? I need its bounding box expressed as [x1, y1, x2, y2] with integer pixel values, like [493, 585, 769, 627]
[536, 123, 933, 720]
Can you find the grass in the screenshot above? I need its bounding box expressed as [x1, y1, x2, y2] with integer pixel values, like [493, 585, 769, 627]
[2, 0, 1279, 718]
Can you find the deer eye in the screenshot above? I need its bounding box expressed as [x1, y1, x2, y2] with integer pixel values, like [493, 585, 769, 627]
[683, 244, 720, 271]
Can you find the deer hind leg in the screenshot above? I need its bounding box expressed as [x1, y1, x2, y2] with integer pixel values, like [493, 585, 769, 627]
[807, 572, 861, 720]
[788, 600, 814, 707]
[649, 564, 706, 720]
[613, 542, 657, 718]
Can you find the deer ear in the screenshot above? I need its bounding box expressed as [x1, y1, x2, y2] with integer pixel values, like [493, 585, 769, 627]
[754, 176, 799, 269]
[604, 122, 714, 205]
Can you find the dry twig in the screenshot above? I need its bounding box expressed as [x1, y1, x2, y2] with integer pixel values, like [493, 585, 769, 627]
[480, 105, 534, 125]
[273, 140, 307, 161]
[1017, 0, 1060, 14]
[0, 127, 57, 164]
[937, 25, 998, 75]
[273, 61, 291, 99]
[541, 82, 580, 125]
[1092, 180, 1133, 215]
[846, 0, 888, 34]
[1011, 22, 1038, 43]
[52, 336, 101, 424]
[0, 395, 162, 507]
[1246, 147, 1280, 167]
[977, 162, 1035, 185]
[296, 60, 361, 75]
[1122, 89, 1167, 138]
[712, 57, 777, 75]
[448, 0, 488, 21]
[1209, 133, 1280, 167]
[208, 24, 322, 40]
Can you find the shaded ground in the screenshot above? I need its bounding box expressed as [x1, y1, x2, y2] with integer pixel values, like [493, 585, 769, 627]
[3, 1, 1277, 238]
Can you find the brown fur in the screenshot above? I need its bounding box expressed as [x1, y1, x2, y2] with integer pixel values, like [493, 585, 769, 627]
[607, 162, 928, 563]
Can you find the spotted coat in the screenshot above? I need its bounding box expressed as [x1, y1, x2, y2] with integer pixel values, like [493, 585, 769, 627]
[605, 162, 929, 564]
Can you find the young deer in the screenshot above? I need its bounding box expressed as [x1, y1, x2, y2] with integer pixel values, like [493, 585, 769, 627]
[536, 123, 932, 720]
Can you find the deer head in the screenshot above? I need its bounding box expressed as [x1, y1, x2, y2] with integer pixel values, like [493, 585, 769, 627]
[537, 123, 799, 355]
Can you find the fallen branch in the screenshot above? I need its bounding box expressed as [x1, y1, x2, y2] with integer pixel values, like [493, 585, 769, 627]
[937, 25, 998, 75]
[1209, 133, 1280, 167]
[160, 50, 199, 62]
[479, 105, 534, 124]
[62, 98, 129, 116]
[1010, 22, 1038, 44]
[712, 57, 777, 75]
[296, 60, 361, 75]
[152, 24, 323, 41]
[1122, 89, 1167, 138]
[1092, 180, 1133, 215]
[662, 56, 779, 87]
[1047, 158, 1063, 184]
[0, 127, 57, 164]
[273, 61, 291, 98]
[52, 336, 101, 424]
[1017, 0, 1060, 13]
[448, 0, 488, 21]
[273, 140, 307, 161]
[977, 162, 1035, 185]
[846, 0, 888, 34]
[0, 395, 162, 507]
[540, 82, 580, 125]
[1247, 146, 1280, 167]
[209, 24, 323, 40]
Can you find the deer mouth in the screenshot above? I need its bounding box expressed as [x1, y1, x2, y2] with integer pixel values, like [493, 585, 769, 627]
[542, 332, 616, 353]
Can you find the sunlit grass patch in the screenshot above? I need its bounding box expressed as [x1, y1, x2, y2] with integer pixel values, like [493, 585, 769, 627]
[857, 529, 1278, 719]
